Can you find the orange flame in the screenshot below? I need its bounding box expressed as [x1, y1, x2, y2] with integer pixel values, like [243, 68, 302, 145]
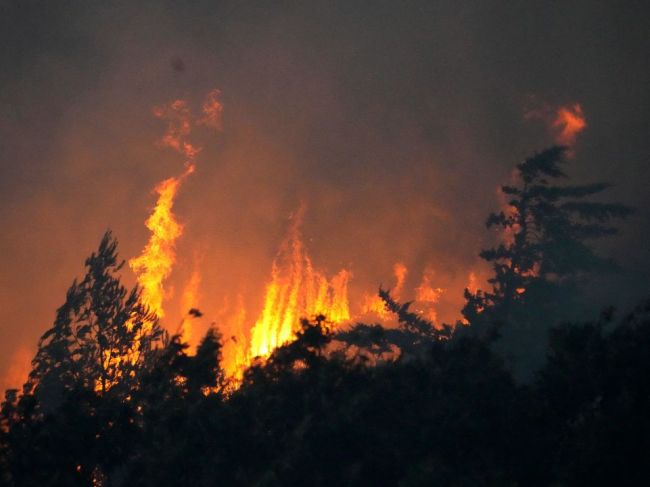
[415, 271, 443, 303]
[1, 346, 32, 393]
[129, 164, 194, 321]
[393, 262, 407, 297]
[219, 294, 248, 380]
[552, 103, 586, 146]
[198, 89, 224, 132]
[466, 271, 479, 295]
[524, 98, 587, 147]
[361, 262, 407, 317]
[414, 268, 444, 323]
[248, 211, 351, 359]
[129, 89, 221, 324]
[153, 100, 200, 160]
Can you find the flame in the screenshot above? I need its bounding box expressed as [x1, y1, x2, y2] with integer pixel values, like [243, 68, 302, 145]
[129, 164, 194, 321]
[524, 98, 587, 147]
[248, 211, 351, 359]
[130, 90, 215, 321]
[414, 268, 444, 323]
[1, 346, 32, 392]
[153, 99, 201, 160]
[466, 271, 479, 295]
[415, 271, 443, 303]
[361, 262, 407, 317]
[552, 103, 586, 146]
[323, 269, 351, 322]
[97, 160, 194, 392]
[133, 88, 222, 322]
[97, 165, 193, 391]
[393, 262, 407, 297]
[360, 294, 389, 317]
[198, 89, 224, 132]
[218, 294, 248, 380]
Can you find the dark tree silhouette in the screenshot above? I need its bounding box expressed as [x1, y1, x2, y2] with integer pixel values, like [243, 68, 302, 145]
[123, 328, 225, 486]
[0, 232, 166, 485]
[336, 288, 451, 362]
[463, 146, 633, 376]
[535, 299, 650, 485]
[1, 195, 647, 486]
[27, 231, 164, 405]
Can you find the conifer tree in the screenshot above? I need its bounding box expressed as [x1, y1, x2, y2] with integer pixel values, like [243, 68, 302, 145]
[463, 146, 632, 373]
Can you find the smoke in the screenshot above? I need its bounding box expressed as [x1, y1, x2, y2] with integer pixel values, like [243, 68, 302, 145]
[1, 1, 649, 383]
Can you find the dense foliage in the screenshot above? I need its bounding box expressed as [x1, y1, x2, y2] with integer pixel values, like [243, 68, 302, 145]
[1, 148, 645, 486]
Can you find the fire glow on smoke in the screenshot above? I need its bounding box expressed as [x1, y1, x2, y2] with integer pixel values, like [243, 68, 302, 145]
[0, 89, 587, 390]
[124, 89, 481, 379]
[104, 89, 588, 380]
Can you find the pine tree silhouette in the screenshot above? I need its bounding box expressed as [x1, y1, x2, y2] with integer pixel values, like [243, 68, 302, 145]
[463, 146, 632, 376]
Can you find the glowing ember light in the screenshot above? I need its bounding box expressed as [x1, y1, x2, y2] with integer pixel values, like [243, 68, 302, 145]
[248, 210, 351, 359]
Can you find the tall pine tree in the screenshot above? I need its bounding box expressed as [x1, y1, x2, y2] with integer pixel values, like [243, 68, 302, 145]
[463, 146, 632, 376]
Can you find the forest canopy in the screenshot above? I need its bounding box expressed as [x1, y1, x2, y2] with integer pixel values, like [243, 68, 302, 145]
[1, 147, 647, 487]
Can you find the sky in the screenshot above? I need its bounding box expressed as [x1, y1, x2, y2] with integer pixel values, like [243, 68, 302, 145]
[1, 0, 649, 388]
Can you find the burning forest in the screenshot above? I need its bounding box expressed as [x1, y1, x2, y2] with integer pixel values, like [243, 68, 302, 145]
[83, 87, 489, 382]
[2, 2, 650, 486]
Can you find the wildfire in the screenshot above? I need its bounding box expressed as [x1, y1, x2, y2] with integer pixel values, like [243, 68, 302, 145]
[93, 164, 197, 392]
[248, 210, 351, 359]
[415, 268, 444, 323]
[130, 89, 222, 324]
[6, 87, 596, 395]
[105, 88, 474, 387]
[129, 164, 194, 321]
[153, 99, 200, 160]
[218, 294, 248, 379]
[361, 262, 407, 317]
[466, 271, 479, 295]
